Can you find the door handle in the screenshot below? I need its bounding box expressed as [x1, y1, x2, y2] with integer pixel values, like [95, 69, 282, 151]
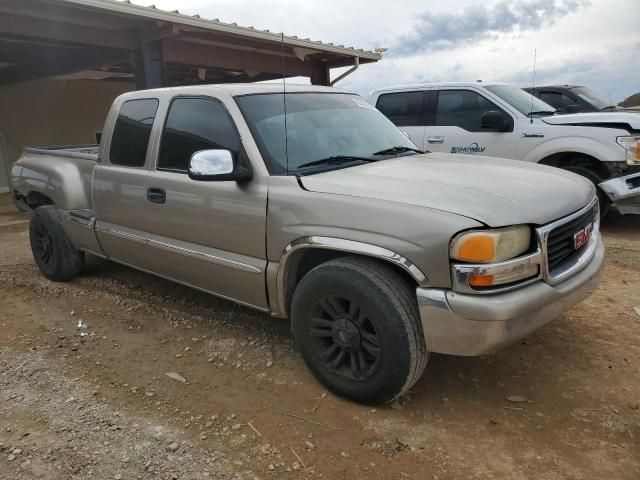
[146, 187, 166, 204]
[427, 136, 445, 144]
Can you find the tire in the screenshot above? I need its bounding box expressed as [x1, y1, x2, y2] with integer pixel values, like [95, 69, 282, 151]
[563, 165, 610, 219]
[291, 256, 428, 405]
[29, 206, 84, 282]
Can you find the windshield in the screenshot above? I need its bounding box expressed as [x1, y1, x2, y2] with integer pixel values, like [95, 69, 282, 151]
[235, 92, 417, 174]
[485, 84, 556, 115]
[571, 86, 612, 110]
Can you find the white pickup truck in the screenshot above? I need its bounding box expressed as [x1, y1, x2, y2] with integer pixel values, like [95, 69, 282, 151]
[369, 82, 640, 216]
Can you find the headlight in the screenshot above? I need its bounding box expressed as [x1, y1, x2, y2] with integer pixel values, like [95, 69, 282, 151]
[617, 135, 640, 165]
[450, 225, 532, 263]
[450, 225, 539, 291]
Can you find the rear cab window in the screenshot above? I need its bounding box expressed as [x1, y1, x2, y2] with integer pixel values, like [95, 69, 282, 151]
[109, 98, 159, 167]
[375, 91, 426, 126]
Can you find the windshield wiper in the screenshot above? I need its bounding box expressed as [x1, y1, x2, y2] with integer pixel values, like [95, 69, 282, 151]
[372, 146, 424, 156]
[601, 105, 618, 111]
[527, 110, 557, 117]
[296, 155, 376, 170]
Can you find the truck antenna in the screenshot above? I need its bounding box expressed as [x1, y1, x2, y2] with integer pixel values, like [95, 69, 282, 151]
[530, 48, 537, 124]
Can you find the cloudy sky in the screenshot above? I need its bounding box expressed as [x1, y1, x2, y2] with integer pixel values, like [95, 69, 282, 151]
[132, 0, 639, 102]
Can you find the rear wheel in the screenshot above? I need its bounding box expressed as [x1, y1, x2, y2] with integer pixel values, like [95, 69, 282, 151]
[29, 206, 84, 281]
[291, 257, 428, 404]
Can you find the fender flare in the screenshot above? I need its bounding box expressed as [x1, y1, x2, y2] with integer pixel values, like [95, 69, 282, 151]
[273, 236, 429, 317]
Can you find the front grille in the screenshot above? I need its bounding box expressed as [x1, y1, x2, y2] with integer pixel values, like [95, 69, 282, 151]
[546, 208, 596, 273]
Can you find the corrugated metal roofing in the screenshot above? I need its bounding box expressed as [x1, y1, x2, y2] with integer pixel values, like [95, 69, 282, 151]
[52, 0, 382, 60]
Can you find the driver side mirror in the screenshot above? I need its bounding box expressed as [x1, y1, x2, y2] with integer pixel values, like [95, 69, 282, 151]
[481, 110, 510, 132]
[188, 149, 252, 182]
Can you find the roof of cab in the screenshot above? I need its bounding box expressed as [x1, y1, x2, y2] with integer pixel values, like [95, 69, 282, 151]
[368, 81, 510, 97]
[119, 83, 350, 100]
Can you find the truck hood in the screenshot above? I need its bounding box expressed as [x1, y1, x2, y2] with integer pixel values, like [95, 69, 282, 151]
[541, 111, 640, 130]
[299, 153, 595, 226]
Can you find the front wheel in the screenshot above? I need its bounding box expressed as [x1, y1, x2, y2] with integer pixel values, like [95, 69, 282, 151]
[291, 257, 428, 404]
[29, 206, 84, 282]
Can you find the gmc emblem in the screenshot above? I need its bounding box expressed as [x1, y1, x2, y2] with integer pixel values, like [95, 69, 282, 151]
[573, 223, 593, 250]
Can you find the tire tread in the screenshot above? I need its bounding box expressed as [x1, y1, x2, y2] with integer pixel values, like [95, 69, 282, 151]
[30, 206, 84, 282]
[301, 256, 428, 403]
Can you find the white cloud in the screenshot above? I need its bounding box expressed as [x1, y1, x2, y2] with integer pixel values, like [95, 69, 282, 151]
[131, 0, 640, 101]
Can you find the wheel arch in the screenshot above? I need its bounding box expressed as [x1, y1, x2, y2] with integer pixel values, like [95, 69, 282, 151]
[25, 191, 55, 209]
[537, 152, 610, 178]
[273, 236, 428, 318]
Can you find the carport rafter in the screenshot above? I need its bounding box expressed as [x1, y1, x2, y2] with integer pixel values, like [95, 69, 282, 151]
[0, 11, 136, 51]
[0, 45, 129, 86]
[161, 39, 315, 78]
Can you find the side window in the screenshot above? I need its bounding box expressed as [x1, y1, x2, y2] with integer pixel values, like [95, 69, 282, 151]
[539, 91, 565, 109]
[571, 95, 591, 109]
[110, 99, 159, 167]
[434, 90, 505, 132]
[375, 91, 424, 126]
[158, 97, 241, 172]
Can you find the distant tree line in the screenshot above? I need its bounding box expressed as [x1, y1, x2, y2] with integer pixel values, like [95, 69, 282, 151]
[620, 92, 640, 107]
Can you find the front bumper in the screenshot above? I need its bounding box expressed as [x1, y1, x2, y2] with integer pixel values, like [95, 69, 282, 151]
[416, 236, 604, 356]
[599, 171, 640, 215]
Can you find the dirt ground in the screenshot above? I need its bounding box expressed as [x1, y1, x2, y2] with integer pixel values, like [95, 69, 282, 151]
[1, 203, 638, 479]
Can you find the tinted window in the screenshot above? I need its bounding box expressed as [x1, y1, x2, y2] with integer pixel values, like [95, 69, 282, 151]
[376, 91, 424, 126]
[572, 86, 611, 110]
[110, 99, 158, 167]
[158, 97, 241, 172]
[539, 91, 574, 109]
[435, 90, 504, 132]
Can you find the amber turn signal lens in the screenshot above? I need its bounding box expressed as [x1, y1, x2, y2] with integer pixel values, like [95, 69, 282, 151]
[450, 225, 531, 263]
[469, 275, 494, 287]
[458, 236, 495, 263]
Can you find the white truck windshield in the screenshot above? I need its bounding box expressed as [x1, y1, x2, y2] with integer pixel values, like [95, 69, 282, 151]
[486, 85, 556, 116]
[236, 93, 417, 174]
[571, 86, 612, 110]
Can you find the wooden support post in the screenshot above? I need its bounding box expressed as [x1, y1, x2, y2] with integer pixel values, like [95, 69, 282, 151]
[310, 61, 330, 86]
[135, 39, 166, 90]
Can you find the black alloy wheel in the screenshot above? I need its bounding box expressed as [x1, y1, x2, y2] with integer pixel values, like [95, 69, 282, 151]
[29, 206, 84, 282]
[291, 257, 428, 405]
[32, 221, 55, 268]
[308, 295, 381, 382]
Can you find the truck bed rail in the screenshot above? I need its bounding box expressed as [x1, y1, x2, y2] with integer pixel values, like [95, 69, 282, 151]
[23, 145, 99, 161]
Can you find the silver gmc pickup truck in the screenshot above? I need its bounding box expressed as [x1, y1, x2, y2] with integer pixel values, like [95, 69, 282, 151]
[11, 84, 604, 404]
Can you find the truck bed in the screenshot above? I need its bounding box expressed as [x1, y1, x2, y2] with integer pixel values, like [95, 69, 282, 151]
[11, 144, 100, 211]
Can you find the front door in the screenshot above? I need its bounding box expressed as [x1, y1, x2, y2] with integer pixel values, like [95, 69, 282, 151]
[425, 89, 515, 160]
[141, 96, 269, 310]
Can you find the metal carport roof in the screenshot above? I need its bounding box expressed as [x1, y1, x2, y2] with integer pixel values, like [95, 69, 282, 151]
[0, 0, 382, 88]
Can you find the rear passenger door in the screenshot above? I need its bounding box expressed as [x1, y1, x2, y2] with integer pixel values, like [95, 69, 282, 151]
[94, 97, 160, 269]
[425, 89, 515, 159]
[374, 91, 427, 149]
[140, 96, 269, 310]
